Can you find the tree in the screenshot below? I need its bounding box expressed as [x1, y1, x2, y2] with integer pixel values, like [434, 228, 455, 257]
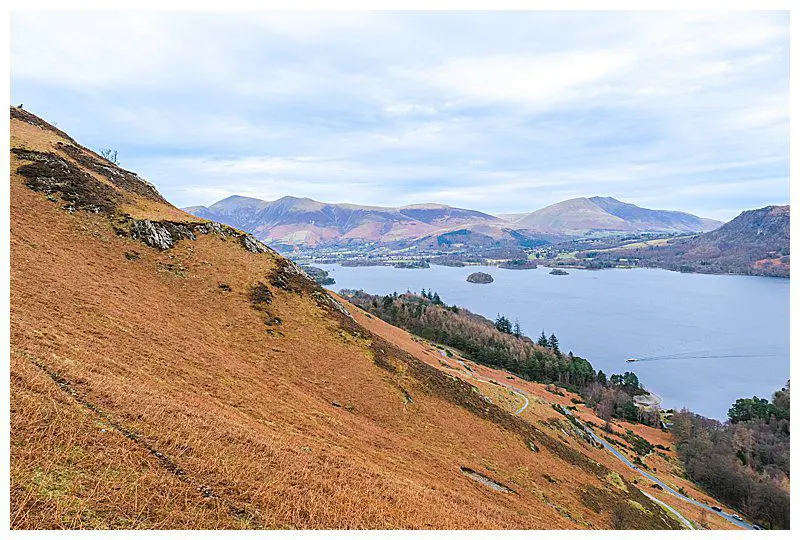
[99, 148, 119, 165]
[597, 395, 614, 421]
[698, 510, 710, 529]
[512, 319, 522, 338]
[772, 380, 790, 414]
[432, 292, 442, 305]
[494, 315, 512, 334]
[597, 370, 607, 385]
[622, 400, 639, 422]
[537, 331, 549, 347]
[548, 333, 559, 353]
[670, 390, 790, 530]
[622, 371, 640, 390]
[728, 397, 787, 423]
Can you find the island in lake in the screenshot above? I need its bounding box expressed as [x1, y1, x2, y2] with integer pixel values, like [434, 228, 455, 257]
[498, 259, 538, 270]
[549, 269, 569, 275]
[467, 271, 494, 283]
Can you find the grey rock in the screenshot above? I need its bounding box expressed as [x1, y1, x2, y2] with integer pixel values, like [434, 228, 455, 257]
[240, 234, 272, 254]
[129, 220, 178, 250]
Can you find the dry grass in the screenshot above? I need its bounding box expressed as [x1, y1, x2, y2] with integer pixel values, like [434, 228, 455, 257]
[10, 111, 702, 529]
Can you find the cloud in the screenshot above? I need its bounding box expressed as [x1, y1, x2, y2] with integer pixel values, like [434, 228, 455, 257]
[427, 51, 634, 110]
[11, 11, 789, 222]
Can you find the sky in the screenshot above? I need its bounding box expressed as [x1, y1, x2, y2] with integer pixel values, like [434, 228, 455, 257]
[11, 11, 789, 221]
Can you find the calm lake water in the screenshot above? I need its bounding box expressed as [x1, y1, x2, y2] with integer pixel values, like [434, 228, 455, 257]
[316, 264, 789, 420]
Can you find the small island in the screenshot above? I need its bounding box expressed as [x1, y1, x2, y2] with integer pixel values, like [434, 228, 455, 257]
[498, 259, 538, 270]
[393, 260, 430, 269]
[549, 268, 569, 275]
[466, 271, 494, 284]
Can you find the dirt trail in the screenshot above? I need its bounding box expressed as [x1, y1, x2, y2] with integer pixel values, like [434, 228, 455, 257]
[450, 356, 530, 414]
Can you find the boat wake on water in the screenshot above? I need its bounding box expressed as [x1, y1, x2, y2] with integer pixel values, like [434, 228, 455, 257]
[628, 345, 781, 363]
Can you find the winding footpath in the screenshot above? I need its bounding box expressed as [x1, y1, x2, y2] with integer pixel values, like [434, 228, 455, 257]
[446, 354, 755, 531]
[451, 358, 529, 414]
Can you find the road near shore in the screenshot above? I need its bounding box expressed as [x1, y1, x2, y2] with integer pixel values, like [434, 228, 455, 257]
[447, 355, 755, 531]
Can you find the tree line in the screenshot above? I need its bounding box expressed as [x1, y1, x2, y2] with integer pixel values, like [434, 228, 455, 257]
[345, 289, 600, 389]
[670, 381, 790, 529]
[343, 289, 652, 419]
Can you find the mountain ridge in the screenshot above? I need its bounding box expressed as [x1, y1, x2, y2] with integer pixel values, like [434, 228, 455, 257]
[183, 194, 722, 249]
[517, 196, 722, 236]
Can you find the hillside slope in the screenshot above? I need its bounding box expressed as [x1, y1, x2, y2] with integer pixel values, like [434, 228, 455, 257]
[586, 206, 789, 277]
[11, 107, 702, 530]
[588, 197, 722, 233]
[517, 197, 720, 236]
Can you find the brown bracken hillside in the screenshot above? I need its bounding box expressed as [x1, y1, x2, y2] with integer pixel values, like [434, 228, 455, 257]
[10, 106, 704, 529]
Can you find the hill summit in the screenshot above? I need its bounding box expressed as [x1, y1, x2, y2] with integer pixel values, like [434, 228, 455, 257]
[516, 197, 721, 235]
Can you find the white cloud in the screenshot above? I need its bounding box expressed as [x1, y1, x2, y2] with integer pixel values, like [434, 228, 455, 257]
[383, 103, 439, 116]
[11, 11, 788, 221]
[427, 51, 633, 110]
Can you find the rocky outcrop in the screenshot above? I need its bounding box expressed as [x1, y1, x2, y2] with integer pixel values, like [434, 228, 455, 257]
[128, 219, 197, 250]
[11, 112, 275, 258]
[311, 291, 351, 316]
[122, 217, 275, 255]
[239, 233, 271, 254]
[12, 148, 121, 213]
[466, 272, 494, 284]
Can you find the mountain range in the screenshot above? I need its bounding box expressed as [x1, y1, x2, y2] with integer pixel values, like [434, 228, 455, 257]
[184, 195, 500, 248]
[184, 195, 723, 249]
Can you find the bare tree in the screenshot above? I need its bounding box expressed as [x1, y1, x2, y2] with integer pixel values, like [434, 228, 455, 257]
[99, 148, 119, 165]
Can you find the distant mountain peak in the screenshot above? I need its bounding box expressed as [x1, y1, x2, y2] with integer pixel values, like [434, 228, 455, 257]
[518, 196, 721, 235]
[182, 194, 500, 247]
[400, 203, 452, 209]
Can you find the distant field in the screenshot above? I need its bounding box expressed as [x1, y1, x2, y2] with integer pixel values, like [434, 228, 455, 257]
[582, 238, 673, 255]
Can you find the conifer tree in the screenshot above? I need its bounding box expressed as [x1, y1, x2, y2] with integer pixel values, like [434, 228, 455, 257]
[537, 331, 549, 347]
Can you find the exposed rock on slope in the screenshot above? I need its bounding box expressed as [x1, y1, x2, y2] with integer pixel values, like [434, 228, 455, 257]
[10, 106, 686, 530]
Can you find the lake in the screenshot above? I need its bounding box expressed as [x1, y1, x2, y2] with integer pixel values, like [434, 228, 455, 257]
[315, 264, 789, 420]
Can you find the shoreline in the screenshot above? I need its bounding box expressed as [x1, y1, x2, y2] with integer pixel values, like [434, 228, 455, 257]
[309, 259, 789, 279]
[634, 388, 663, 409]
